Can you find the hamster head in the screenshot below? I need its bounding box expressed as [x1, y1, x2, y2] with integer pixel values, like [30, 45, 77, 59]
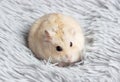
[28, 13, 85, 65]
[35, 13, 85, 64]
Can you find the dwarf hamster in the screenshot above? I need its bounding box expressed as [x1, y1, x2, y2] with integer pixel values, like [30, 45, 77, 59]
[28, 13, 85, 66]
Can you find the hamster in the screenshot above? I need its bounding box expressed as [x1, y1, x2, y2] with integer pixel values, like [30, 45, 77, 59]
[28, 13, 85, 66]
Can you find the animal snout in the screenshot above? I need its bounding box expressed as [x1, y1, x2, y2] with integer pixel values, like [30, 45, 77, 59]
[65, 54, 83, 63]
[65, 55, 72, 62]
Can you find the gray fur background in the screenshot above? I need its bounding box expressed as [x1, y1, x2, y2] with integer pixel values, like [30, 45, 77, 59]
[0, 0, 120, 82]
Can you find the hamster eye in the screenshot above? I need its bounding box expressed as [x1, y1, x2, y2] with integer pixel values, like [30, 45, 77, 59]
[70, 42, 73, 47]
[56, 46, 63, 51]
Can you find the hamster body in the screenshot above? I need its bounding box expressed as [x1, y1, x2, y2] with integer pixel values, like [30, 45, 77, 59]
[28, 13, 85, 66]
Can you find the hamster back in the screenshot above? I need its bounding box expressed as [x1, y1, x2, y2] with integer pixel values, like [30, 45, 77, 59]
[28, 13, 85, 65]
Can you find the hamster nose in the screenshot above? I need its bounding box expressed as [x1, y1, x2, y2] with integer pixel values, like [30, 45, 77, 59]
[65, 55, 72, 62]
[65, 55, 72, 59]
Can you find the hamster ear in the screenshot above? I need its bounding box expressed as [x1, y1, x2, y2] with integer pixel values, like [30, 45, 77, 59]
[44, 30, 52, 42]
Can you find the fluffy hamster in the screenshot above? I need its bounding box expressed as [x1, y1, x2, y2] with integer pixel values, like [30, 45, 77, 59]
[28, 13, 85, 66]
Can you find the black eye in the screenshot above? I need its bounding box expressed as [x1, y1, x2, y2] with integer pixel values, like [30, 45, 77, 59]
[56, 46, 63, 51]
[70, 42, 72, 47]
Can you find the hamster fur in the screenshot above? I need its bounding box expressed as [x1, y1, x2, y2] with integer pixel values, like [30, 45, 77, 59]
[28, 13, 85, 66]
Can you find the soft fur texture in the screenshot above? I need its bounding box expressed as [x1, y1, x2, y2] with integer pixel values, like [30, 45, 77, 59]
[28, 13, 85, 65]
[0, 0, 120, 82]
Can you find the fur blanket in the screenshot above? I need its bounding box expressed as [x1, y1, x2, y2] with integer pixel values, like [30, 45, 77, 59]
[0, 0, 120, 82]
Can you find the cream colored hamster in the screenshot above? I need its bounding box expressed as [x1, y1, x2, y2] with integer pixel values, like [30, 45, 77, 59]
[28, 13, 85, 66]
